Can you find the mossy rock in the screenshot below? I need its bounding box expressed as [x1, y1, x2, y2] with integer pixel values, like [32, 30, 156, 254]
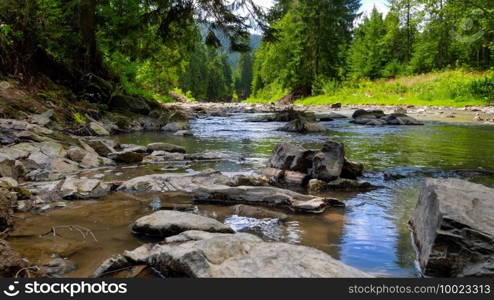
[168, 111, 189, 123]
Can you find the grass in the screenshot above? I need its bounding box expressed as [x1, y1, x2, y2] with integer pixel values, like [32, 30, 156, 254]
[246, 70, 494, 107]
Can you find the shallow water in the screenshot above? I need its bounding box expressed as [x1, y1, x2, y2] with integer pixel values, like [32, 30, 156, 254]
[10, 114, 494, 277]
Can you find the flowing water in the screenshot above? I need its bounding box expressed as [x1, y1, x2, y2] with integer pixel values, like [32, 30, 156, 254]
[9, 114, 494, 277]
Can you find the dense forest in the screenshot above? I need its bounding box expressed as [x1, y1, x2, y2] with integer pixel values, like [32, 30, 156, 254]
[0, 0, 493, 105]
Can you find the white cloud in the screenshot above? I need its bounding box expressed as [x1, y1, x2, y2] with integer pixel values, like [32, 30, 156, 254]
[360, 0, 390, 17]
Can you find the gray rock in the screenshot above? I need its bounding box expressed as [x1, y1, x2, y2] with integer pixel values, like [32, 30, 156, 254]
[108, 150, 145, 164]
[30, 110, 54, 126]
[230, 204, 288, 221]
[114, 232, 371, 278]
[132, 210, 234, 238]
[278, 120, 327, 133]
[60, 176, 111, 199]
[268, 144, 315, 173]
[118, 172, 332, 214]
[310, 141, 345, 182]
[94, 255, 131, 277]
[90, 121, 110, 136]
[174, 130, 193, 136]
[147, 143, 186, 154]
[0, 155, 19, 179]
[85, 139, 116, 157]
[409, 178, 494, 277]
[308, 178, 373, 193]
[341, 159, 364, 179]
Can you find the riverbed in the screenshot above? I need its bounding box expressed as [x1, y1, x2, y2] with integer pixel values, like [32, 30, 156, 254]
[9, 113, 494, 277]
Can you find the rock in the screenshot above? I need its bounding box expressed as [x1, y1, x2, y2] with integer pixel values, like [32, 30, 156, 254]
[132, 210, 234, 238]
[107, 232, 370, 278]
[278, 119, 327, 133]
[80, 73, 113, 104]
[0, 190, 13, 232]
[147, 143, 186, 154]
[85, 139, 116, 157]
[409, 179, 494, 277]
[118, 172, 333, 214]
[94, 254, 131, 278]
[108, 150, 145, 164]
[352, 109, 385, 119]
[25, 158, 79, 181]
[174, 130, 193, 136]
[231, 204, 288, 221]
[109, 94, 151, 115]
[147, 151, 185, 161]
[268, 144, 315, 173]
[89, 121, 110, 136]
[330, 103, 342, 109]
[66, 147, 87, 162]
[308, 178, 373, 193]
[162, 122, 190, 132]
[0, 239, 30, 277]
[383, 171, 406, 181]
[352, 110, 423, 126]
[0, 155, 19, 179]
[341, 159, 364, 179]
[60, 177, 111, 199]
[310, 141, 345, 182]
[30, 110, 54, 126]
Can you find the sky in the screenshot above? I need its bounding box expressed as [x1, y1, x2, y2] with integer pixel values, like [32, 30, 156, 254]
[253, 0, 390, 16]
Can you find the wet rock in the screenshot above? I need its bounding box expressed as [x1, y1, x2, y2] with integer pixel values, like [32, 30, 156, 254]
[109, 94, 151, 115]
[118, 172, 333, 214]
[108, 150, 145, 164]
[132, 210, 234, 238]
[147, 151, 185, 161]
[341, 159, 364, 179]
[268, 144, 315, 173]
[61, 176, 111, 199]
[107, 232, 370, 278]
[25, 158, 79, 181]
[310, 141, 345, 182]
[409, 178, 494, 277]
[308, 178, 373, 193]
[89, 121, 110, 136]
[147, 143, 186, 154]
[30, 110, 54, 126]
[193, 185, 331, 214]
[351, 110, 423, 126]
[184, 151, 227, 161]
[230, 204, 288, 221]
[383, 171, 406, 181]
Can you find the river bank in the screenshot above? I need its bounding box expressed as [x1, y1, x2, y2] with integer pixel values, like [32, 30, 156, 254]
[1, 101, 494, 278]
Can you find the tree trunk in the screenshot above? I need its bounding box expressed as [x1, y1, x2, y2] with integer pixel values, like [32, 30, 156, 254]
[79, 0, 98, 72]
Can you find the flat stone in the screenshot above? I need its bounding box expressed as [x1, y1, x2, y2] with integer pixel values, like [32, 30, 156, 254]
[132, 210, 234, 238]
[147, 143, 186, 154]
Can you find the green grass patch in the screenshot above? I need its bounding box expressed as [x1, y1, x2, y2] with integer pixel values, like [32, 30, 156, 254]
[247, 70, 494, 107]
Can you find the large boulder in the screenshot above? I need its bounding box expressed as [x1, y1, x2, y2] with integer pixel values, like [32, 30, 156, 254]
[132, 210, 234, 238]
[60, 177, 111, 199]
[409, 178, 494, 277]
[310, 141, 345, 182]
[84, 139, 116, 157]
[96, 231, 370, 278]
[278, 119, 326, 133]
[108, 149, 145, 164]
[268, 144, 315, 173]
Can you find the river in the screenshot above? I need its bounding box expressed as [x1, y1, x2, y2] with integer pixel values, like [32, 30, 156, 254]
[9, 113, 494, 277]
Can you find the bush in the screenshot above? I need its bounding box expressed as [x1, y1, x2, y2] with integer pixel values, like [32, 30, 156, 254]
[469, 76, 494, 101]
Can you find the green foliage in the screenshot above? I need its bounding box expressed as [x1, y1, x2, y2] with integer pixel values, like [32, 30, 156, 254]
[72, 113, 86, 126]
[469, 76, 494, 100]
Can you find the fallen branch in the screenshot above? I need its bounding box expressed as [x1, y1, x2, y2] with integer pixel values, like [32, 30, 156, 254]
[41, 225, 98, 242]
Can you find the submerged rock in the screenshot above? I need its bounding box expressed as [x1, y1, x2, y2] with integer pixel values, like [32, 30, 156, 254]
[409, 178, 494, 277]
[97, 231, 370, 278]
[132, 210, 234, 238]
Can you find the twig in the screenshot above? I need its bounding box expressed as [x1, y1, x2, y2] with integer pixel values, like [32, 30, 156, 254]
[41, 225, 98, 242]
